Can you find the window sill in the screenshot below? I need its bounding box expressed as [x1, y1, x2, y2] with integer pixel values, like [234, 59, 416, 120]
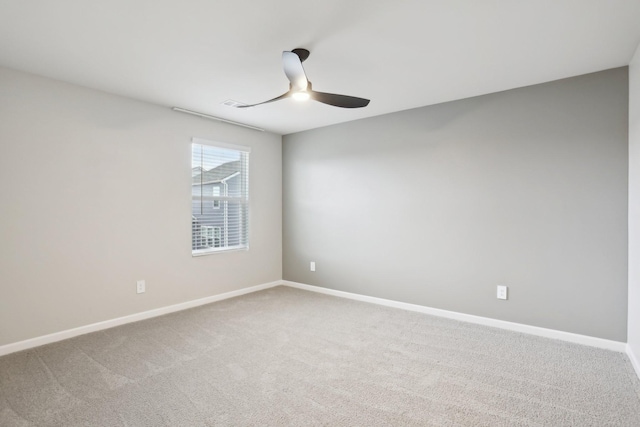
[192, 246, 249, 257]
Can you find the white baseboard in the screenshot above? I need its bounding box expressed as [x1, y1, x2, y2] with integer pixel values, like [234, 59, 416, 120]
[0, 279, 629, 359]
[0, 280, 282, 357]
[282, 280, 627, 353]
[628, 345, 640, 379]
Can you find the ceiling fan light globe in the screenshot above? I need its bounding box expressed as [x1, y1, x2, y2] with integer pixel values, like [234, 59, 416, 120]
[292, 91, 310, 102]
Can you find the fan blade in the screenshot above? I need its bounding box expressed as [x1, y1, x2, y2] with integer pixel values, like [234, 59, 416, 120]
[310, 90, 370, 108]
[282, 51, 308, 91]
[236, 91, 291, 108]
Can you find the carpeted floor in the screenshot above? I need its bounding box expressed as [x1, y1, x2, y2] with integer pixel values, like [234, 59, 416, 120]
[1, 286, 639, 426]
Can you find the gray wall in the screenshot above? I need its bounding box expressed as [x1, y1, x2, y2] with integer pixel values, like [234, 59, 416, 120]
[283, 67, 628, 341]
[629, 46, 640, 362]
[0, 66, 282, 347]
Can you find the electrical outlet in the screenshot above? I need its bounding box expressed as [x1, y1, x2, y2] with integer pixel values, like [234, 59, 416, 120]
[310, 261, 316, 272]
[497, 285, 508, 300]
[137, 280, 145, 294]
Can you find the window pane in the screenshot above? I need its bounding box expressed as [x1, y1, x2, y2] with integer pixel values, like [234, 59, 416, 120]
[192, 141, 249, 254]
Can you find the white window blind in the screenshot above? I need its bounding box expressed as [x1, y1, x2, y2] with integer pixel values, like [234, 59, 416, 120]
[191, 138, 250, 255]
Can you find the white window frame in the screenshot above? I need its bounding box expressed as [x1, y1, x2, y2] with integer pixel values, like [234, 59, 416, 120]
[191, 138, 250, 256]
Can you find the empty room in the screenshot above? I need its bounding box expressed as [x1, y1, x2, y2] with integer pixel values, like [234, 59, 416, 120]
[2, 1, 640, 425]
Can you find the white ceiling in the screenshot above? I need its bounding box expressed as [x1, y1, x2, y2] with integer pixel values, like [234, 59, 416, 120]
[1, 1, 640, 135]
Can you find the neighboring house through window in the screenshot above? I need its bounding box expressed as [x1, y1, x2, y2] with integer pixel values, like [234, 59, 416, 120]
[191, 138, 250, 255]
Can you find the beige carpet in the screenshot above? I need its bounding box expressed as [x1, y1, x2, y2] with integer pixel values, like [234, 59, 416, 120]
[1, 285, 639, 426]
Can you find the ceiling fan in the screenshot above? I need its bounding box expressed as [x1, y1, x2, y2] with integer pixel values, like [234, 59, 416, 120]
[237, 48, 370, 109]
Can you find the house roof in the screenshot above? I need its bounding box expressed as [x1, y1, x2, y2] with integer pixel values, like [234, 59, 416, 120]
[192, 161, 240, 185]
[191, 166, 204, 177]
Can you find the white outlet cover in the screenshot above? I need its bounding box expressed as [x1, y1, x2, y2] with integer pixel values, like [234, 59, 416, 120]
[310, 261, 316, 272]
[137, 280, 145, 294]
[497, 285, 508, 300]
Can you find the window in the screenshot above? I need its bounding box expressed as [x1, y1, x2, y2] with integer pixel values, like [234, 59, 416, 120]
[212, 187, 221, 209]
[191, 138, 250, 255]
